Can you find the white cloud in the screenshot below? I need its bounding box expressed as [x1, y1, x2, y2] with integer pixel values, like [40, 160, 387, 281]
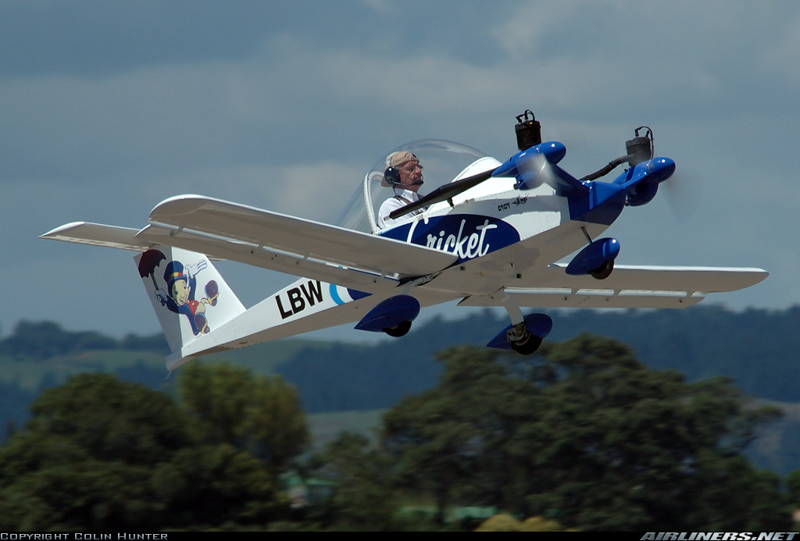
[759, 11, 800, 88]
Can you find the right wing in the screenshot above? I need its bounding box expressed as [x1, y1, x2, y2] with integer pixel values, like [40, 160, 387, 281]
[459, 263, 769, 309]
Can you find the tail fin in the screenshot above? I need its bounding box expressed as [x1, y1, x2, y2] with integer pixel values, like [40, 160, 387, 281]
[135, 245, 246, 365]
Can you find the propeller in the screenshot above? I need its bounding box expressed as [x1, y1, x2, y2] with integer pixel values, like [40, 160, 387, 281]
[660, 167, 701, 221]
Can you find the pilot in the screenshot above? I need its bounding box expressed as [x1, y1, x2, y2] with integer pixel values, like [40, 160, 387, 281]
[377, 151, 424, 229]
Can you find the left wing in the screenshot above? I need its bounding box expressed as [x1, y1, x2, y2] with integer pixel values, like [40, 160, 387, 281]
[143, 194, 458, 287]
[459, 264, 769, 309]
[40, 222, 152, 251]
[136, 224, 402, 294]
[42, 196, 460, 295]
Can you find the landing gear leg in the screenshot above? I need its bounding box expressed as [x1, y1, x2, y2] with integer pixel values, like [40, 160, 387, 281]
[503, 302, 542, 355]
[488, 305, 553, 355]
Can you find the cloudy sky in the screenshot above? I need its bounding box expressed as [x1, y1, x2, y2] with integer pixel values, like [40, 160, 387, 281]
[2, 0, 797, 340]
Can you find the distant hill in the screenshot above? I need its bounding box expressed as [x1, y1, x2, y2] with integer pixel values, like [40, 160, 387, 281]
[3, 306, 799, 409]
[1, 304, 799, 473]
[274, 305, 800, 411]
[270, 305, 800, 475]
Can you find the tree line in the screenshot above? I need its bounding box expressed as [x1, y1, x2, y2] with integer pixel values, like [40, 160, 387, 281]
[4, 305, 800, 407]
[1, 334, 798, 531]
[0, 320, 169, 360]
[275, 305, 800, 412]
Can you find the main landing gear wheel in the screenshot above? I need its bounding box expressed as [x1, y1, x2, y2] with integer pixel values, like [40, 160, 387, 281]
[511, 334, 543, 355]
[383, 320, 412, 337]
[507, 322, 542, 355]
[589, 259, 614, 280]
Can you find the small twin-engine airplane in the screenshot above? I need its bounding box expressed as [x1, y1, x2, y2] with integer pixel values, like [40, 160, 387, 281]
[41, 111, 768, 371]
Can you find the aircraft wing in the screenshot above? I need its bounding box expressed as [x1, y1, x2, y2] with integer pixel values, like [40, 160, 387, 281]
[136, 223, 403, 293]
[142, 194, 458, 286]
[40, 222, 154, 251]
[459, 263, 769, 309]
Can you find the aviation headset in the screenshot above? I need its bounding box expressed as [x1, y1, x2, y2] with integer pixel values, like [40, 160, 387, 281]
[383, 153, 423, 188]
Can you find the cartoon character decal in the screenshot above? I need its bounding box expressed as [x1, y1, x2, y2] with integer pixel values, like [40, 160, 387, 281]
[138, 249, 219, 335]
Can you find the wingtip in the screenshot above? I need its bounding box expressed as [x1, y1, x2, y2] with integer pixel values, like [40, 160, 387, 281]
[149, 194, 214, 221]
[39, 221, 89, 239]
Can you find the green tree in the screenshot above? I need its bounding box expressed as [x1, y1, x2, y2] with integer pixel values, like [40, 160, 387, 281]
[0, 372, 289, 530]
[521, 335, 786, 530]
[177, 361, 310, 475]
[787, 469, 800, 506]
[382, 346, 538, 524]
[380, 335, 788, 531]
[307, 431, 402, 530]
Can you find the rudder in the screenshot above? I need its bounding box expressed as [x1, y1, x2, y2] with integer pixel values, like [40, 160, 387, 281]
[135, 245, 246, 358]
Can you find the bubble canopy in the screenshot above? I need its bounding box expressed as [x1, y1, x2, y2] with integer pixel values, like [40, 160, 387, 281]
[336, 139, 495, 234]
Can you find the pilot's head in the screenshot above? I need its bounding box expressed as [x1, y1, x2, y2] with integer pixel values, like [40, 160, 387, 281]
[382, 151, 423, 191]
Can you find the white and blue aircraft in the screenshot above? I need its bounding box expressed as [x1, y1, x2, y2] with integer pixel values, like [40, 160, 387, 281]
[41, 112, 768, 371]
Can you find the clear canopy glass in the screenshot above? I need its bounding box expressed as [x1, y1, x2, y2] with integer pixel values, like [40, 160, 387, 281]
[336, 139, 497, 234]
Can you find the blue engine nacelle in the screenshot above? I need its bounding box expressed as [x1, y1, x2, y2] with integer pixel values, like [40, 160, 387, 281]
[625, 180, 659, 206]
[565, 237, 620, 277]
[354, 295, 420, 336]
[613, 157, 675, 206]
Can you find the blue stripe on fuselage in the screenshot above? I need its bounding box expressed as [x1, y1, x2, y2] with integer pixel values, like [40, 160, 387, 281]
[329, 283, 345, 305]
[329, 283, 371, 305]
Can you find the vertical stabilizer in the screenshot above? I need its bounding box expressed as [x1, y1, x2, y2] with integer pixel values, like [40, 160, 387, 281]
[135, 245, 246, 359]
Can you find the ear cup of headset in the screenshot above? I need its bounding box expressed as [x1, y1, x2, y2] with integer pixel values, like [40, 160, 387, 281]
[384, 166, 401, 186]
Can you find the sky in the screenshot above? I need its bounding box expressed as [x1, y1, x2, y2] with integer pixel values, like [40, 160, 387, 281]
[2, 0, 798, 341]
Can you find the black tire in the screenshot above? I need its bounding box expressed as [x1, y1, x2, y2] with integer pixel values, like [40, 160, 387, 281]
[383, 320, 412, 337]
[589, 259, 614, 280]
[511, 335, 542, 355]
